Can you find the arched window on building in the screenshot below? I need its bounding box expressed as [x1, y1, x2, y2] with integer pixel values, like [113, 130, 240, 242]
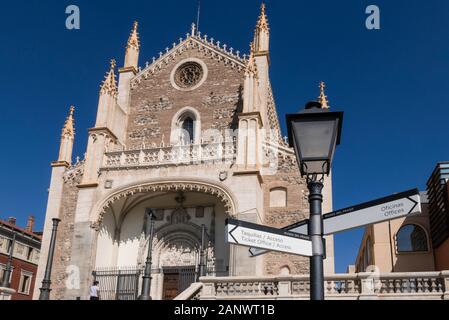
[177, 113, 196, 145]
[172, 108, 201, 146]
[396, 224, 428, 253]
[269, 187, 287, 208]
[181, 116, 195, 145]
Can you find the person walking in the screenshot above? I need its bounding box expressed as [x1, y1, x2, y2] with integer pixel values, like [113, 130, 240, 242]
[89, 281, 100, 300]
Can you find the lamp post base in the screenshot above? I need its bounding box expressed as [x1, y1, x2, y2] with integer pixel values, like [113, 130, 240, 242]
[308, 179, 325, 301]
[310, 255, 325, 300]
[39, 288, 51, 300]
[139, 275, 153, 301]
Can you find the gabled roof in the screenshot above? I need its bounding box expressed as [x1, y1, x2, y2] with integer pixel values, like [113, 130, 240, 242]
[0, 220, 42, 242]
[131, 32, 248, 89]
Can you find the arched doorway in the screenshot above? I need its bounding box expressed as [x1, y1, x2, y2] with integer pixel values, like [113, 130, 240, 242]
[91, 180, 236, 300]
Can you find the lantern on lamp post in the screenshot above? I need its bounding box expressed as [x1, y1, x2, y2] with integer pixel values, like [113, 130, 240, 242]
[286, 101, 343, 301]
[139, 210, 155, 301]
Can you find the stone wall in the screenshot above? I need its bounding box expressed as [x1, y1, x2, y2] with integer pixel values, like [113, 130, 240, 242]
[50, 171, 80, 300]
[127, 48, 244, 149]
[262, 159, 311, 275]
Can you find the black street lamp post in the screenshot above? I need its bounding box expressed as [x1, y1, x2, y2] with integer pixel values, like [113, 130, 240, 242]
[39, 218, 61, 300]
[308, 179, 325, 300]
[1, 232, 16, 288]
[139, 211, 155, 300]
[286, 101, 343, 301]
[197, 224, 207, 281]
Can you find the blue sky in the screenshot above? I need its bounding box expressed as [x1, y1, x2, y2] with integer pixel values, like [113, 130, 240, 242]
[1, 0, 448, 273]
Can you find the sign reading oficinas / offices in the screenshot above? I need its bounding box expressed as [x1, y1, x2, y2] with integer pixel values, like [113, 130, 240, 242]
[322, 189, 421, 235]
[248, 189, 421, 258]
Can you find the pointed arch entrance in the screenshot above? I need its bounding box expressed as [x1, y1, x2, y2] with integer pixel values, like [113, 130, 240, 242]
[91, 179, 237, 300]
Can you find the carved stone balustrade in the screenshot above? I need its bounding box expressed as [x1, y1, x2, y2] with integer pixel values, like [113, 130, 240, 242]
[180, 271, 449, 300]
[101, 141, 237, 171]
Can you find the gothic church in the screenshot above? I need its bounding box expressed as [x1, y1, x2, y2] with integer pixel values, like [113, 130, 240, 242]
[35, 4, 335, 300]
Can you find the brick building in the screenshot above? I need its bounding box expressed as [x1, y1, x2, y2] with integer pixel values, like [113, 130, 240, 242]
[35, 4, 335, 300]
[0, 216, 42, 300]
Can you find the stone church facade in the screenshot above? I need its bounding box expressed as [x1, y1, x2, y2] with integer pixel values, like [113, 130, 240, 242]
[34, 4, 335, 300]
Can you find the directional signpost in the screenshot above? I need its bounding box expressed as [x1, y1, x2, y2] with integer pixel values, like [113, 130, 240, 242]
[248, 220, 309, 258]
[226, 219, 313, 257]
[226, 189, 422, 301]
[323, 189, 421, 235]
[248, 189, 421, 257]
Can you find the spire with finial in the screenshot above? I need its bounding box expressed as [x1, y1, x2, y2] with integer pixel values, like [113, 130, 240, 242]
[256, 2, 270, 33]
[124, 21, 140, 69]
[126, 21, 140, 51]
[318, 81, 330, 109]
[253, 2, 270, 53]
[62, 106, 75, 138]
[100, 59, 118, 97]
[58, 105, 76, 165]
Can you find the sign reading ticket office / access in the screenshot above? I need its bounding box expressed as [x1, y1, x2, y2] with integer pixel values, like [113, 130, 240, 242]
[225, 219, 313, 257]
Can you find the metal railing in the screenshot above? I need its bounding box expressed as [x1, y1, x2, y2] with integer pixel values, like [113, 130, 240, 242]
[92, 267, 143, 301]
[92, 266, 230, 300]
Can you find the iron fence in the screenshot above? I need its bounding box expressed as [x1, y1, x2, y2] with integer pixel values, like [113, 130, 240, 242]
[91, 265, 230, 300]
[92, 266, 143, 301]
[163, 266, 197, 294]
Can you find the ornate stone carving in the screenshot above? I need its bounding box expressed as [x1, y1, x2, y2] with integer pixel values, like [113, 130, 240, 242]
[102, 141, 237, 170]
[131, 37, 245, 89]
[262, 141, 300, 174]
[63, 160, 85, 186]
[219, 171, 228, 182]
[168, 208, 191, 224]
[160, 241, 197, 267]
[174, 62, 204, 89]
[91, 181, 236, 230]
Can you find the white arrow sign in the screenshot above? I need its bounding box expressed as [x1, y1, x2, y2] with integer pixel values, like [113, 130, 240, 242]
[249, 219, 309, 257]
[249, 189, 421, 258]
[226, 219, 312, 257]
[323, 189, 421, 235]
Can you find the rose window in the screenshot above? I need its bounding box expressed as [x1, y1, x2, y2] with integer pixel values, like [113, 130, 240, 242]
[174, 62, 204, 89]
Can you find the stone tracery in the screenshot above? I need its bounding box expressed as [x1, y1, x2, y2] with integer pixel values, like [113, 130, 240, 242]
[174, 62, 204, 89]
[91, 180, 236, 231]
[131, 36, 246, 89]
